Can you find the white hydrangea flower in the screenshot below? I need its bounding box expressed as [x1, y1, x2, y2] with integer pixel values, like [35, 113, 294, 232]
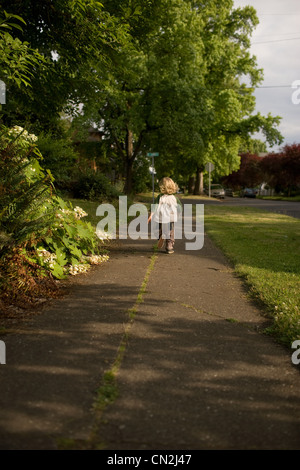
[74, 206, 88, 219]
[28, 134, 38, 142]
[37, 248, 57, 268]
[8, 125, 24, 135]
[88, 254, 109, 265]
[55, 208, 72, 220]
[68, 264, 90, 275]
[96, 229, 113, 241]
[8, 126, 38, 143]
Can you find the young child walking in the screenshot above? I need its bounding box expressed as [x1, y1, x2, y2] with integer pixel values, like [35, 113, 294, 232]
[148, 177, 182, 254]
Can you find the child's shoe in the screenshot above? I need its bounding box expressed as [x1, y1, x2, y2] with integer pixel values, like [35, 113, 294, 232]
[157, 236, 164, 249]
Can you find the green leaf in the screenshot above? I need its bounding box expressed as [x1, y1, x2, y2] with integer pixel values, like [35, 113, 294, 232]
[51, 262, 66, 279]
[55, 247, 67, 267]
[69, 244, 83, 260]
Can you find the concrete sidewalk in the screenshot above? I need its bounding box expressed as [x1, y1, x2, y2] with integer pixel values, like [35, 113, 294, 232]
[0, 232, 300, 450]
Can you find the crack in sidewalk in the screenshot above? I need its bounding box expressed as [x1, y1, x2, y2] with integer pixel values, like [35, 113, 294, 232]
[56, 249, 158, 449]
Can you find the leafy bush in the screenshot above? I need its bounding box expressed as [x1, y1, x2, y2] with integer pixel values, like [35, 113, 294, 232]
[38, 196, 109, 279]
[0, 125, 109, 309]
[132, 155, 152, 194]
[36, 131, 79, 182]
[72, 170, 120, 200]
[0, 125, 54, 253]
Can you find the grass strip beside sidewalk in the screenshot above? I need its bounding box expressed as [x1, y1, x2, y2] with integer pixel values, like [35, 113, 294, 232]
[204, 206, 300, 347]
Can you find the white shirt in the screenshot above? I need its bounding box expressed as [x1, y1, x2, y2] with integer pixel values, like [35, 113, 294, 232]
[152, 194, 178, 223]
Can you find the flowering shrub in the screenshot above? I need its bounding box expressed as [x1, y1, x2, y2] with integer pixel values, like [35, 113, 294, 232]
[36, 248, 57, 269]
[74, 206, 88, 219]
[0, 124, 109, 308]
[66, 254, 109, 275]
[7, 125, 38, 143]
[37, 195, 109, 279]
[95, 229, 113, 242]
[67, 264, 90, 276]
[88, 254, 110, 265]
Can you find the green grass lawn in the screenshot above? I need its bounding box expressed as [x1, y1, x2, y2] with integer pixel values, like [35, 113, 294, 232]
[258, 195, 300, 202]
[204, 206, 300, 347]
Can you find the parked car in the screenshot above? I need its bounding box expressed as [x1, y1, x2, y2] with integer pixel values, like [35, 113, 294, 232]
[225, 188, 233, 197]
[209, 184, 225, 199]
[241, 188, 258, 198]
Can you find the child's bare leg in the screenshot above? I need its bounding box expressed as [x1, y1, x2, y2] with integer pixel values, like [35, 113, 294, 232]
[166, 223, 175, 253]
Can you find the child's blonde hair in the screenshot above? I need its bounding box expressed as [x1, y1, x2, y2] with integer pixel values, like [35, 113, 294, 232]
[159, 177, 179, 195]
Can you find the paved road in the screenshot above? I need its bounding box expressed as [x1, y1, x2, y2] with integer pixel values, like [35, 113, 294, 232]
[195, 196, 300, 219]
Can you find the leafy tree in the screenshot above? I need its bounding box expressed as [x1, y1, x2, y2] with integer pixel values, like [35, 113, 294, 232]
[260, 145, 300, 195]
[0, 0, 129, 131]
[182, 1, 283, 194]
[0, 11, 43, 93]
[221, 153, 262, 189]
[1, 0, 283, 195]
[259, 153, 285, 194]
[280, 144, 300, 191]
[36, 130, 80, 183]
[76, 0, 283, 194]
[77, 0, 211, 193]
[239, 138, 267, 155]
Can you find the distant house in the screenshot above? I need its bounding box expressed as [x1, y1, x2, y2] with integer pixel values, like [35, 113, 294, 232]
[258, 152, 268, 158]
[87, 126, 103, 143]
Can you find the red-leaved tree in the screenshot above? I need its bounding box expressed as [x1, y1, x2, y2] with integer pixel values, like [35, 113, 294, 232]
[222, 153, 263, 189]
[260, 144, 300, 195]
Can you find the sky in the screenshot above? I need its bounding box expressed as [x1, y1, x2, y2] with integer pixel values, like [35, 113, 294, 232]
[233, 0, 300, 152]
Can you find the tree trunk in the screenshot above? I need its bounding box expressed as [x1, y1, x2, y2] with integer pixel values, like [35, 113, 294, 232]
[193, 166, 204, 195]
[124, 127, 134, 195]
[188, 176, 195, 194]
[124, 157, 134, 195]
[123, 126, 145, 195]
